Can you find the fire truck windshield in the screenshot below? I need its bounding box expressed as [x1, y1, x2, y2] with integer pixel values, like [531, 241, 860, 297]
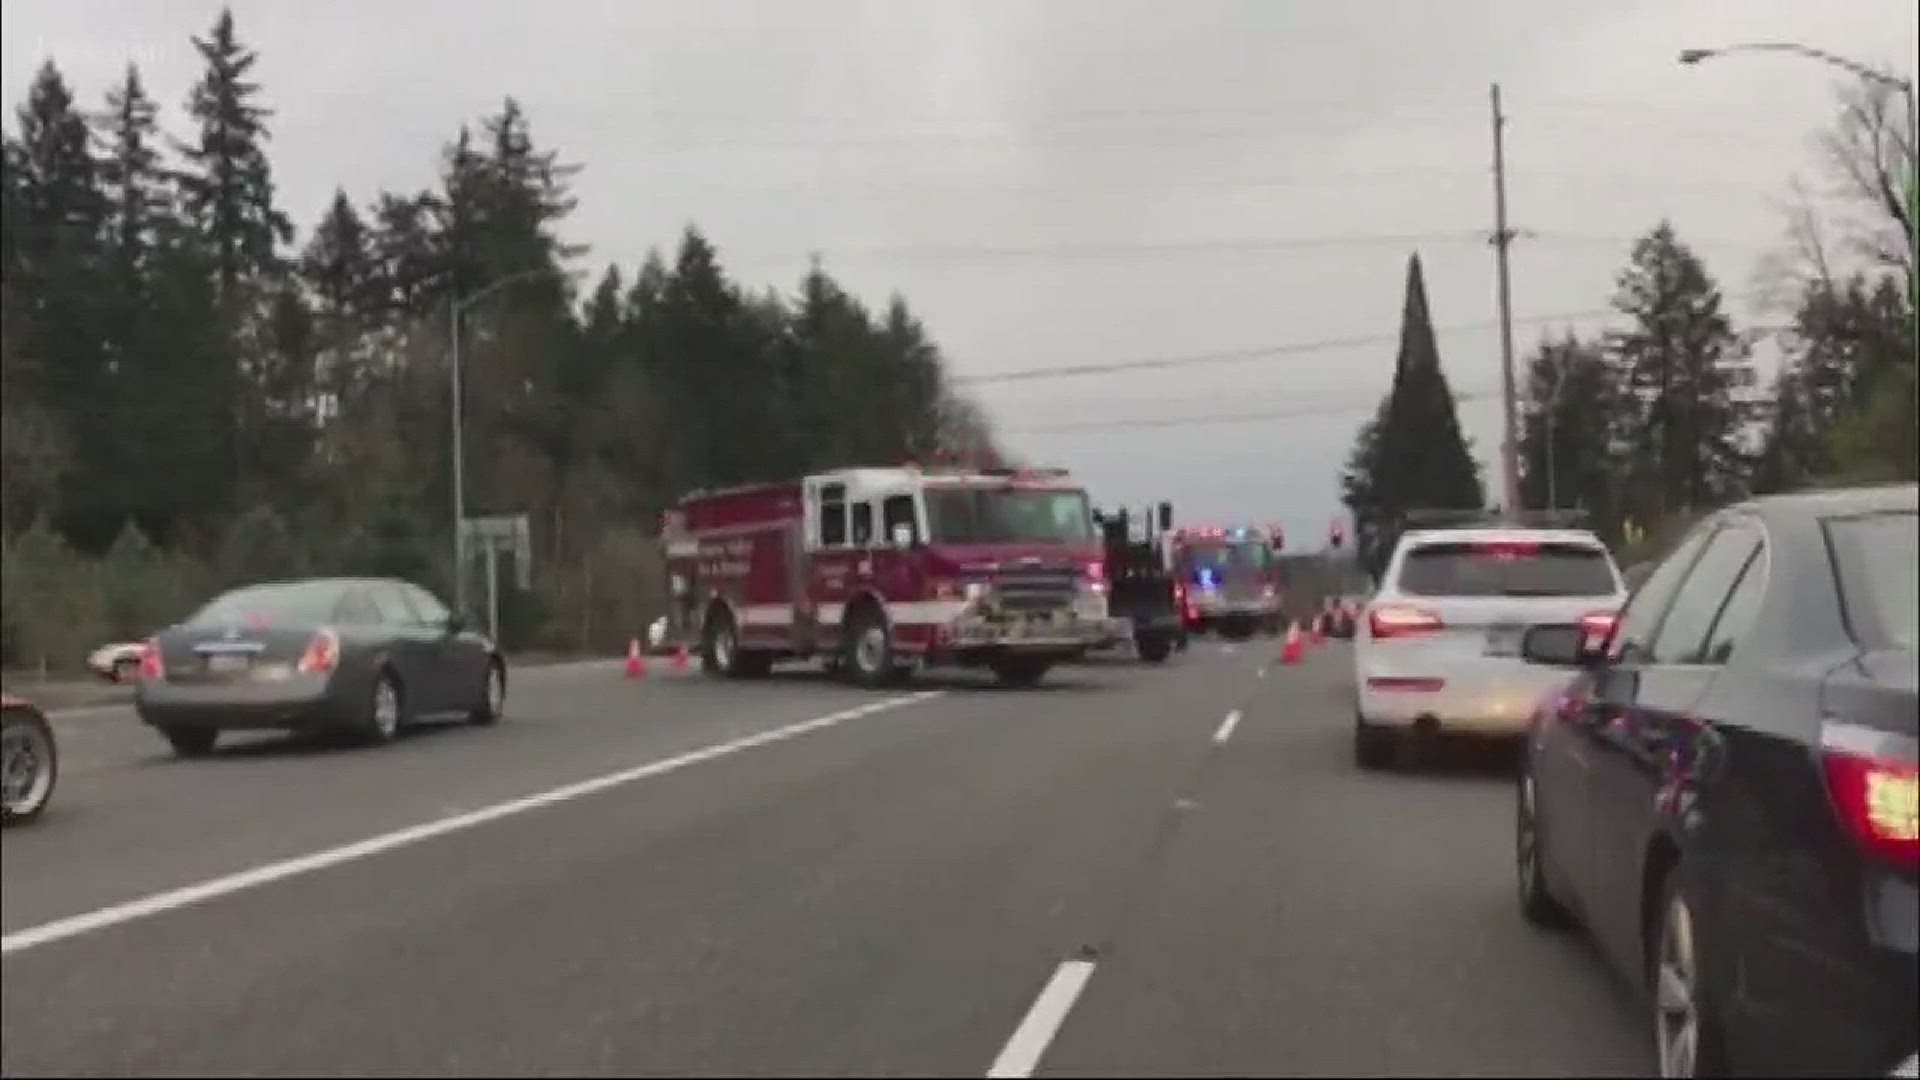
[1178, 537, 1273, 573]
[924, 487, 1096, 543]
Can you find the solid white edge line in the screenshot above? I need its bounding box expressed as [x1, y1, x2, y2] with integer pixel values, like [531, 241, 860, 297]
[2, 690, 946, 956]
[1213, 709, 1242, 744]
[987, 959, 1098, 1078]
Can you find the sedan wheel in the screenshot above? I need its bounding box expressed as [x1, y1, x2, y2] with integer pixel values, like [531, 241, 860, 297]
[1, 712, 58, 824]
[363, 675, 402, 745]
[1650, 884, 1728, 1079]
[471, 662, 505, 725]
[1517, 773, 1575, 928]
[1653, 894, 1699, 1078]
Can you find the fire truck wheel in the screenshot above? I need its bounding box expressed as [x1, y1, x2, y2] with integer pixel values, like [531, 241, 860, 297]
[702, 608, 742, 677]
[842, 605, 902, 688]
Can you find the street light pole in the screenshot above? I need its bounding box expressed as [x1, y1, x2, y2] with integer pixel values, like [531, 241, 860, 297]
[448, 267, 567, 616]
[1679, 42, 1917, 271]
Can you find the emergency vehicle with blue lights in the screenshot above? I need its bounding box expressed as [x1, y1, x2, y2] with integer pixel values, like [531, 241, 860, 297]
[1170, 524, 1285, 638]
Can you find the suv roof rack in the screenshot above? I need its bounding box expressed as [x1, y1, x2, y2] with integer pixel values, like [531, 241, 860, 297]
[1395, 507, 1593, 532]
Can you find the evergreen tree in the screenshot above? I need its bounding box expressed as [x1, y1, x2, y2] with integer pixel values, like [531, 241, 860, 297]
[1517, 334, 1623, 529]
[1341, 253, 1484, 577]
[1606, 222, 1755, 518]
[176, 6, 293, 299]
[300, 189, 380, 415]
[12, 61, 115, 548]
[97, 65, 169, 285]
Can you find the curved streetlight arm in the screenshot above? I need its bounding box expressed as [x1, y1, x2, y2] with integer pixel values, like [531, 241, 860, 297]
[453, 266, 568, 319]
[1678, 42, 1914, 93]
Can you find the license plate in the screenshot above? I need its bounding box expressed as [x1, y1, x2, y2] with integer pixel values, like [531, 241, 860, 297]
[205, 653, 251, 674]
[1485, 626, 1524, 656]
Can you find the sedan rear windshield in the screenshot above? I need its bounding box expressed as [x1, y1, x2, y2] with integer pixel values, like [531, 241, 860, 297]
[1826, 511, 1917, 650]
[185, 581, 348, 627]
[1396, 540, 1618, 598]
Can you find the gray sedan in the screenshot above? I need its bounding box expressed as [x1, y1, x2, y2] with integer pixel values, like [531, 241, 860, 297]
[134, 577, 506, 756]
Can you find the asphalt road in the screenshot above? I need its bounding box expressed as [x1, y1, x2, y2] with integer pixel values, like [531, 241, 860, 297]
[1, 640, 1653, 1077]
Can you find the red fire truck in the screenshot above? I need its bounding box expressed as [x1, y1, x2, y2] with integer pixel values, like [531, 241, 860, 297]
[660, 464, 1130, 688]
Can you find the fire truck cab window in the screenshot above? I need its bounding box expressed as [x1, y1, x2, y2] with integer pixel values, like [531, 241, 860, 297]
[925, 487, 1096, 543]
[818, 484, 848, 547]
[882, 495, 919, 545]
[850, 502, 875, 546]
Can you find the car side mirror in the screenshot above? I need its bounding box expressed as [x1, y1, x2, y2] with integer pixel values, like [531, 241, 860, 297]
[891, 523, 917, 548]
[1521, 624, 1586, 667]
[444, 611, 467, 635]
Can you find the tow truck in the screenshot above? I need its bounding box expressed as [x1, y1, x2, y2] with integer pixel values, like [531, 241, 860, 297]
[660, 463, 1130, 689]
[1092, 501, 1186, 663]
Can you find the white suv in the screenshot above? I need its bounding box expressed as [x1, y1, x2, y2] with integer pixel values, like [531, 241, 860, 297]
[1352, 526, 1625, 768]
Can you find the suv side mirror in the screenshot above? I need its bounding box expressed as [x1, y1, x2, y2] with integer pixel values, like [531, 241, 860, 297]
[443, 611, 467, 635]
[1520, 624, 1586, 667]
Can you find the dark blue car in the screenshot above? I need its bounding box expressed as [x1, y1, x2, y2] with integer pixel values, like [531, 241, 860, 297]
[1514, 484, 1916, 1078]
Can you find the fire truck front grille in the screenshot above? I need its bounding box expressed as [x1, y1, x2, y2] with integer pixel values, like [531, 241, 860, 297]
[992, 572, 1079, 613]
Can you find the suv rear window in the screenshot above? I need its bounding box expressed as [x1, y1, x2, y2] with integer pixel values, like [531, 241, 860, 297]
[1396, 540, 1617, 598]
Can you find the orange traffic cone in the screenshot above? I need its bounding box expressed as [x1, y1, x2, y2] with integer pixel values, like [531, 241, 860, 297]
[671, 643, 690, 672]
[1279, 621, 1304, 664]
[624, 638, 646, 679]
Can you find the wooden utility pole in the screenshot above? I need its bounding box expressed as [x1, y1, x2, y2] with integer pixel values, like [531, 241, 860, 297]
[1490, 83, 1522, 518]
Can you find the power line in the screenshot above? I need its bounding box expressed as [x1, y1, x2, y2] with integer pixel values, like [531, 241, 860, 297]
[752, 231, 1776, 271]
[1002, 391, 1502, 435]
[953, 302, 1767, 387]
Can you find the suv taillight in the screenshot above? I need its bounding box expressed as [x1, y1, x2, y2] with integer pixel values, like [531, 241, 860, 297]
[137, 638, 164, 680]
[1368, 604, 1444, 639]
[297, 628, 341, 674]
[1821, 720, 1919, 869]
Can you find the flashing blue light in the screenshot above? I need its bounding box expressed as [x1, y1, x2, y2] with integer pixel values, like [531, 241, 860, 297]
[1196, 567, 1215, 588]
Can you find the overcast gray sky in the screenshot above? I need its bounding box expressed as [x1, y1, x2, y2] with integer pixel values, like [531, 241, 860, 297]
[5, 0, 1915, 544]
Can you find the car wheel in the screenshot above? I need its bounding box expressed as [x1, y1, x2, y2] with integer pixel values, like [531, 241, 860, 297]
[1650, 874, 1732, 1079]
[1, 707, 59, 825]
[1517, 772, 1577, 928]
[161, 725, 218, 757]
[361, 672, 403, 746]
[1351, 711, 1397, 768]
[470, 660, 506, 725]
[1354, 713, 1393, 770]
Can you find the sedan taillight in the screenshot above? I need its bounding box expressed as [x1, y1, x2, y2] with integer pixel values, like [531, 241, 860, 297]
[297, 628, 341, 675]
[1368, 604, 1444, 640]
[137, 638, 165, 681]
[1577, 609, 1619, 652]
[1821, 720, 1918, 869]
